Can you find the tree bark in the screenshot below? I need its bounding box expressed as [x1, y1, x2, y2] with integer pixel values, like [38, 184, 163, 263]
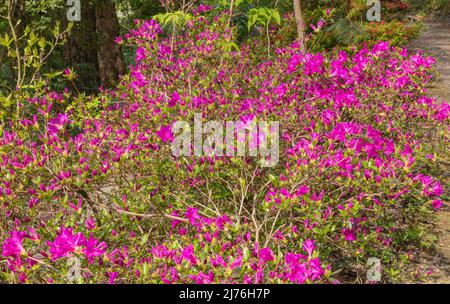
[95, 0, 125, 88]
[63, 0, 99, 92]
[293, 0, 305, 51]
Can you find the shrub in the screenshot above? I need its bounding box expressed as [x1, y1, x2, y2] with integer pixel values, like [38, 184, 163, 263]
[364, 20, 421, 47]
[0, 13, 448, 283]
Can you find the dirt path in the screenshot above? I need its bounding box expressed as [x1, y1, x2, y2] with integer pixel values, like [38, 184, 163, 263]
[406, 15, 450, 283]
[407, 15, 450, 100]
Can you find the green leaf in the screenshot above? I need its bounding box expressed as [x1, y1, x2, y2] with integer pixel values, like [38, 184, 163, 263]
[273, 10, 281, 25]
[140, 233, 149, 246]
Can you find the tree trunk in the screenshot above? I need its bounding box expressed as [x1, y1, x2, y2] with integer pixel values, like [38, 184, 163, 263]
[293, 0, 305, 51]
[63, 0, 99, 92]
[5, 0, 26, 86]
[12, 0, 25, 36]
[228, 0, 234, 27]
[95, 0, 125, 88]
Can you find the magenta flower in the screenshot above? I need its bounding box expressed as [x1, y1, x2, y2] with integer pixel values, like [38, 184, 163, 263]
[181, 245, 197, 265]
[432, 199, 443, 210]
[302, 239, 316, 257]
[168, 91, 181, 107]
[310, 19, 326, 32]
[211, 254, 227, 268]
[135, 47, 146, 62]
[2, 230, 26, 259]
[26, 228, 40, 241]
[185, 207, 200, 226]
[308, 257, 325, 280]
[109, 272, 119, 284]
[83, 235, 107, 263]
[47, 229, 85, 260]
[156, 125, 174, 143]
[342, 229, 356, 242]
[431, 182, 444, 197]
[47, 228, 105, 262]
[86, 217, 95, 230]
[259, 247, 275, 264]
[286, 262, 308, 284]
[230, 255, 243, 270]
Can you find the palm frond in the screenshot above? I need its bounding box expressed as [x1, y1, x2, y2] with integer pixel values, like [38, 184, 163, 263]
[328, 17, 365, 46]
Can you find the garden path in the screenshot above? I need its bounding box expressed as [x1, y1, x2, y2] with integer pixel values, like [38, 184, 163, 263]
[406, 14, 450, 283]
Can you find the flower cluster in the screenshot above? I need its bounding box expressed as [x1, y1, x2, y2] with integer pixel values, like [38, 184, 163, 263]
[47, 228, 106, 263]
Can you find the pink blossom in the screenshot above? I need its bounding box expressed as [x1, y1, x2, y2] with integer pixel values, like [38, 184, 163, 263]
[432, 199, 443, 210]
[47, 228, 106, 262]
[109, 272, 119, 284]
[259, 247, 275, 264]
[2, 230, 26, 259]
[342, 229, 356, 242]
[135, 47, 146, 62]
[302, 239, 316, 257]
[156, 125, 174, 143]
[181, 245, 197, 265]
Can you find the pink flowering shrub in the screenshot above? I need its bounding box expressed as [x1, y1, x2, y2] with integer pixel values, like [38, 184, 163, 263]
[139, 212, 328, 284]
[0, 13, 448, 283]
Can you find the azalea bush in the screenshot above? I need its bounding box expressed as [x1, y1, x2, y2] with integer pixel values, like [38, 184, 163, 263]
[0, 11, 449, 284]
[364, 20, 421, 47]
[382, 0, 410, 16]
